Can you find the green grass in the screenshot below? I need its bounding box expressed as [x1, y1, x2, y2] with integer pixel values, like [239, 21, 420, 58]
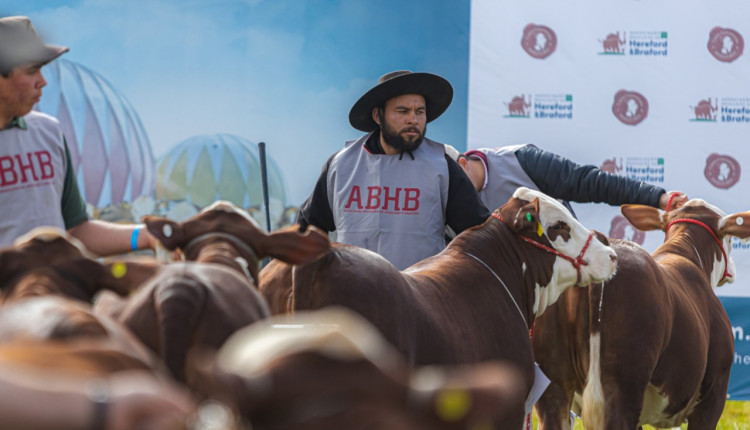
[532, 401, 750, 429]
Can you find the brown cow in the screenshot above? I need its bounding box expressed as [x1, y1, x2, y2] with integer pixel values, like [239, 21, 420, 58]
[0, 228, 163, 370]
[141, 200, 330, 282]
[0, 227, 131, 304]
[188, 307, 527, 430]
[0, 338, 159, 377]
[95, 258, 271, 382]
[533, 199, 750, 429]
[258, 187, 618, 428]
[94, 200, 329, 382]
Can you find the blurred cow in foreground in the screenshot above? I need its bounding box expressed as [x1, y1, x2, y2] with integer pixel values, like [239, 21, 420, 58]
[188, 307, 526, 430]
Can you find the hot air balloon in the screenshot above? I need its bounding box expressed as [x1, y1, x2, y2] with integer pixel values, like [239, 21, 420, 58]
[34, 59, 155, 208]
[155, 134, 289, 227]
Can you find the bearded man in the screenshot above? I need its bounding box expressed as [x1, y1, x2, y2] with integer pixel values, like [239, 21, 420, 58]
[297, 70, 489, 270]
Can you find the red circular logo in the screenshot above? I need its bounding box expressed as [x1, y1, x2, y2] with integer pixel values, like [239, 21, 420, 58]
[707, 27, 744, 63]
[704, 153, 741, 189]
[521, 24, 557, 59]
[609, 215, 645, 245]
[612, 90, 649, 125]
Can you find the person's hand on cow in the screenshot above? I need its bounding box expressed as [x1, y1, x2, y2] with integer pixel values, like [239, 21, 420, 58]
[141, 227, 162, 251]
[659, 191, 688, 211]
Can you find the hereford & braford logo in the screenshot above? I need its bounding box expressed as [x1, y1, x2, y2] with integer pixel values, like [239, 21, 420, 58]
[599, 156, 664, 183]
[504, 94, 532, 117]
[690, 98, 718, 121]
[503, 94, 573, 120]
[600, 157, 623, 174]
[689, 97, 750, 123]
[704, 153, 741, 189]
[598, 31, 668, 56]
[599, 31, 626, 54]
[612, 90, 649, 125]
[609, 215, 645, 245]
[707, 27, 744, 63]
[521, 24, 557, 59]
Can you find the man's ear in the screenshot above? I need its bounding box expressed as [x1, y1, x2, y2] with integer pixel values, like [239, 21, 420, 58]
[371, 106, 381, 125]
[457, 156, 469, 171]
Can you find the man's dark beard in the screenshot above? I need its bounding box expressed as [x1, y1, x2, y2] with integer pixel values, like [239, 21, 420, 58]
[378, 112, 426, 153]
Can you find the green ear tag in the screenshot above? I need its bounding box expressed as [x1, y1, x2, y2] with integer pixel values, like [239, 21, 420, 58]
[526, 212, 532, 222]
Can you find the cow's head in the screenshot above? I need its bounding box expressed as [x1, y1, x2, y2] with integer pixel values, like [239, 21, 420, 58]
[0, 227, 133, 303]
[496, 188, 618, 312]
[187, 307, 525, 430]
[143, 200, 330, 282]
[622, 199, 750, 287]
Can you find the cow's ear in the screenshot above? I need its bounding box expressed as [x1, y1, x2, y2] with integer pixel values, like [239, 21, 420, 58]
[262, 225, 330, 264]
[621, 204, 664, 231]
[142, 216, 186, 250]
[511, 198, 540, 233]
[719, 211, 750, 240]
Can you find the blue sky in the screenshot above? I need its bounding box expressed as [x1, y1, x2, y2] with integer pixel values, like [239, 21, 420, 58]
[6, 0, 471, 203]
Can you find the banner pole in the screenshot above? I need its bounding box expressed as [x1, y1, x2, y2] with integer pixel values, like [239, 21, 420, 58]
[258, 141, 272, 232]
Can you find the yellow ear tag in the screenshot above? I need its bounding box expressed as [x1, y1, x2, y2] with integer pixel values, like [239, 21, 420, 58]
[435, 389, 471, 422]
[537, 221, 544, 237]
[111, 262, 127, 279]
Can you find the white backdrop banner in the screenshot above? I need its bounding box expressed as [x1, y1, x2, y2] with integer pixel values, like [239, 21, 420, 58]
[468, 0, 750, 398]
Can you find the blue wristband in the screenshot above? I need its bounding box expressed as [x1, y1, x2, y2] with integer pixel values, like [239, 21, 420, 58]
[131, 227, 141, 251]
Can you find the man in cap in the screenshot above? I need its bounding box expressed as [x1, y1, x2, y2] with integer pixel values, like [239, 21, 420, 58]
[0, 16, 156, 254]
[297, 70, 490, 270]
[457, 143, 688, 218]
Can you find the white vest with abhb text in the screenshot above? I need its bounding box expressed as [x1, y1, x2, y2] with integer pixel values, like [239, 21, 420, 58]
[0, 111, 67, 246]
[327, 133, 449, 270]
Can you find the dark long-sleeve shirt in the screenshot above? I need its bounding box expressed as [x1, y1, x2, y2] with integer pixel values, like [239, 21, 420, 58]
[514, 144, 665, 208]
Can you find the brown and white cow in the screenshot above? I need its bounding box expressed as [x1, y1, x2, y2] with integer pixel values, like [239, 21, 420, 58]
[258, 187, 618, 428]
[533, 199, 750, 430]
[188, 307, 527, 430]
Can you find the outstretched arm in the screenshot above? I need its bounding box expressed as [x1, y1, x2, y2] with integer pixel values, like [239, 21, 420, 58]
[516, 144, 668, 208]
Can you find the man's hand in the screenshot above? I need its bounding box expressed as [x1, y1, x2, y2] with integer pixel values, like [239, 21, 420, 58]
[659, 191, 688, 211]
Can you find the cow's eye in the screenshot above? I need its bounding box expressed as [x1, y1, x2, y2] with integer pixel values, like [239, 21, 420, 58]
[550, 222, 566, 231]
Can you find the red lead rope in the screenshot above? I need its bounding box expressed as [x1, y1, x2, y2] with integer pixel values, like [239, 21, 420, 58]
[492, 213, 594, 285]
[665, 192, 679, 213]
[666, 218, 732, 283]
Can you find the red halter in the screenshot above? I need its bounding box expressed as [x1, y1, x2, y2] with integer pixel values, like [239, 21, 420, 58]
[492, 213, 596, 285]
[665, 218, 732, 283]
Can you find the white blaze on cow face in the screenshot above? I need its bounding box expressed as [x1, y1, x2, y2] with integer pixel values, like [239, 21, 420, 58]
[512, 188, 618, 315]
[684, 199, 737, 288]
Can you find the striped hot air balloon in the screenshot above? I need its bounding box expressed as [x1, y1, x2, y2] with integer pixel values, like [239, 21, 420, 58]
[34, 59, 155, 208]
[155, 134, 289, 227]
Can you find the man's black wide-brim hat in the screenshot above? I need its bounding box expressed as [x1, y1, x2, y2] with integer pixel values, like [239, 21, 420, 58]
[348, 70, 453, 132]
